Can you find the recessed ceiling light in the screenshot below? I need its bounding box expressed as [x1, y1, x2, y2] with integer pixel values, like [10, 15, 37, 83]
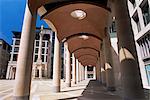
[71, 10, 86, 20]
[79, 35, 89, 40]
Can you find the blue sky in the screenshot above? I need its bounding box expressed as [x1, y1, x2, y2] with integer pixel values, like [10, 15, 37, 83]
[0, 0, 49, 45]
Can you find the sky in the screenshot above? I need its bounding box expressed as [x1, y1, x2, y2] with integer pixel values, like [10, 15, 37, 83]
[0, 0, 49, 45]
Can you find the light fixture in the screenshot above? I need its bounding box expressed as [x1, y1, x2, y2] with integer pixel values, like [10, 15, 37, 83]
[79, 35, 89, 40]
[71, 10, 86, 20]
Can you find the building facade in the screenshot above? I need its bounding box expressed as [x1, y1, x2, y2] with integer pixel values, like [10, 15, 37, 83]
[128, 0, 150, 89]
[0, 39, 11, 79]
[6, 28, 54, 79]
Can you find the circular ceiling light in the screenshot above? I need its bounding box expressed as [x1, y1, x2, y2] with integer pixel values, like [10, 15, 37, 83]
[71, 10, 86, 20]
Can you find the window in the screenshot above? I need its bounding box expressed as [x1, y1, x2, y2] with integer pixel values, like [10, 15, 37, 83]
[42, 42, 45, 47]
[34, 55, 38, 62]
[88, 74, 93, 78]
[14, 47, 19, 52]
[35, 48, 38, 53]
[145, 65, 150, 85]
[13, 54, 18, 61]
[133, 12, 141, 32]
[141, 1, 150, 26]
[42, 48, 45, 54]
[36, 41, 39, 46]
[15, 40, 20, 45]
[87, 66, 93, 71]
[42, 55, 44, 62]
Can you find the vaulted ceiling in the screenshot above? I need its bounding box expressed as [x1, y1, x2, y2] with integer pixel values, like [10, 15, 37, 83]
[28, 0, 110, 66]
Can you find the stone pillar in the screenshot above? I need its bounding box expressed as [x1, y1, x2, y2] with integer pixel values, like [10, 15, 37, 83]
[9, 67, 13, 80]
[72, 54, 76, 84]
[93, 67, 96, 79]
[96, 60, 101, 82]
[83, 66, 85, 80]
[114, 0, 145, 99]
[79, 63, 82, 81]
[13, 3, 37, 100]
[52, 33, 61, 92]
[6, 66, 11, 79]
[39, 67, 42, 79]
[103, 35, 115, 91]
[100, 51, 106, 85]
[64, 42, 71, 87]
[85, 66, 88, 79]
[47, 32, 53, 78]
[76, 59, 79, 83]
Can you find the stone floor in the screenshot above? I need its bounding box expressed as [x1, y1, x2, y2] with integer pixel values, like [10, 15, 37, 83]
[0, 79, 122, 100]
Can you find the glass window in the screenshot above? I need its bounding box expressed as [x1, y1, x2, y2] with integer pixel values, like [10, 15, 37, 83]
[87, 66, 93, 71]
[36, 41, 39, 46]
[14, 47, 19, 52]
[145, 65, 150, 85]
[88, 74, 93, 78]
[15, 40, 20, 45]
[13, 54, 18, 61]
[133, 12, 141, 32]
[42, 48, 45, 54]
[35, 48, 38, 53]
[34, 55, 38, 62]
[42, 55, 44, 62]
[141, 1, 150, 26]
[42, 42, 45, 47]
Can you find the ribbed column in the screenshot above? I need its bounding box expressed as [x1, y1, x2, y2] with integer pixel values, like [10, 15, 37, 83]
[52, 33, 61, 92]
[72, 54, 76, 84]
[13, 3, 37, 100]
[64, 42, 71, 87]
[114, 0, 145, 99]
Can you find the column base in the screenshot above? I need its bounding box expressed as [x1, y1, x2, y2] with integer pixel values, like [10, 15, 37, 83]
[52, 86, 60, 93]
[102, 83, 106, 86]
[73, 81, 76, 84]
[107, 87, 116, 91]
[66, 83, 71, 87]
[13, 95, 29, 100]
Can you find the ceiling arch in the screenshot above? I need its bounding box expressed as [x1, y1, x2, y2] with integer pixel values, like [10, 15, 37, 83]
[43, 3, 109, 41]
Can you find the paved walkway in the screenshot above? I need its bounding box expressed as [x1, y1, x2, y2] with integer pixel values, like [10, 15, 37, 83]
[0, 79, 122, 100]
[78, 80, 121, 100]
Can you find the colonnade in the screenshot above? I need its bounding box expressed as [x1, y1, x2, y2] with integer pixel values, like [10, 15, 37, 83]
[12, 1, 146, 100]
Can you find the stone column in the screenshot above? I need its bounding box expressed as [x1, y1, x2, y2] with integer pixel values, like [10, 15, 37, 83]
[13, 3, 37, 100]
[52, 33, 61, 92]
[85, 66, 88, 79]
[96, 60, 101, 82]
[103, 34, 115, 91]
[93, 67, 96, 79]
[100, 51, 106, 85]
[9, 67, 13, 80]
[6, 66, 11, 79]
[79, 63, 82, 81]
[76, 59, 79, 83]
[114, 0, 145, 99]
[64, 42, 71, 87]
[83, 66, 85, 80]
[72, 54, 76, 84]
